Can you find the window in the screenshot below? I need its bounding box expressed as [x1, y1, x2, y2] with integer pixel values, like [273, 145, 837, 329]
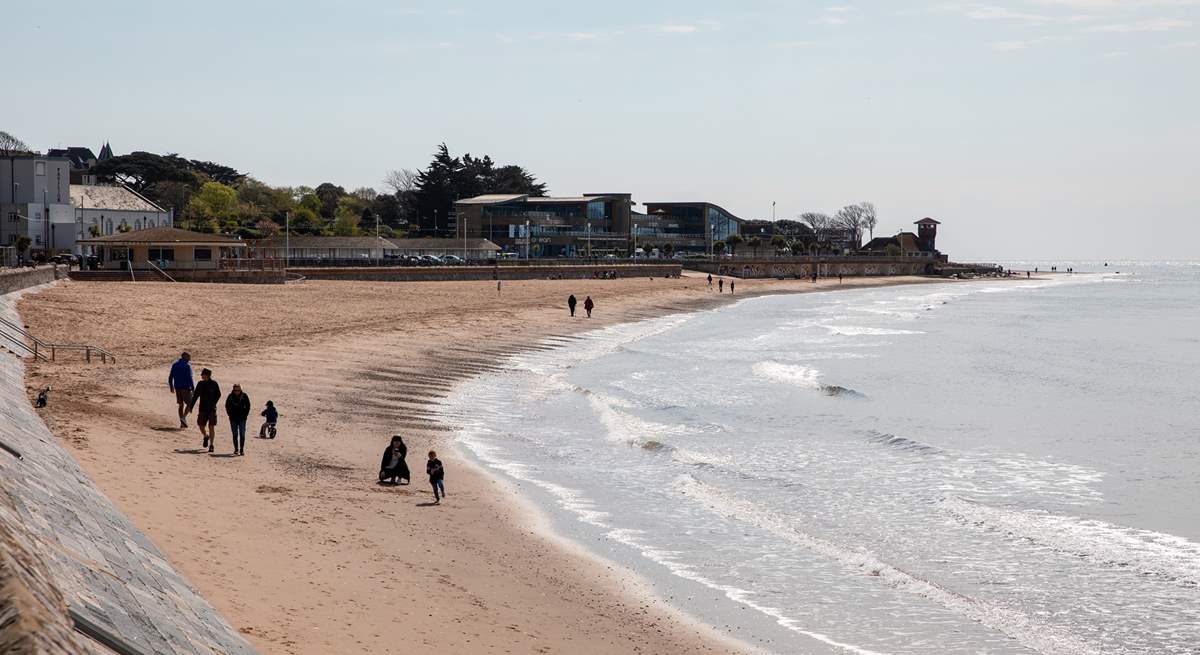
[35, 161, 46, 176]
[194, 248, 212, 261]
[149, 248, 175, 261]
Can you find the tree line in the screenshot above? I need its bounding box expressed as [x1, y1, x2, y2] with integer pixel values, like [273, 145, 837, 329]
[80, 143, 547, 239]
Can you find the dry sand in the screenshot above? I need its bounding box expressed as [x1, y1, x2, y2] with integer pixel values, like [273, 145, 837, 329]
[18, 273, 945, 654]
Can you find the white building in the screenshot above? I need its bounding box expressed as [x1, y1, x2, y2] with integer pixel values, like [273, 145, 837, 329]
[1, 154, 74, 254]
[71, 184, 173, 247]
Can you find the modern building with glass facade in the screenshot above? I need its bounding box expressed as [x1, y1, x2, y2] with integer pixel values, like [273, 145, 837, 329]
[454, 193, 633, 257]
[454, 194, 743, 257]
[639, 202, 744, 253]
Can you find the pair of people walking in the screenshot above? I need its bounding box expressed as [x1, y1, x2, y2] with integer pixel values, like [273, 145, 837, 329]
[567, 294, 595, 318]
[378, 435, 446, 504]
[169, 353, 274, 456]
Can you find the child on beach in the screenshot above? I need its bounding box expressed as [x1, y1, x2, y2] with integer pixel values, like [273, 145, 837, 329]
[258, 400, 279, 439]
[427, 451, 446, 504]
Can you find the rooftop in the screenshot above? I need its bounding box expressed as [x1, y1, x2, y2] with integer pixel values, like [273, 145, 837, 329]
[77, 226, 245, 246]
[257, 235, 396, 249]
[455, 194, 528, 205]
[71, 184, 164, 212]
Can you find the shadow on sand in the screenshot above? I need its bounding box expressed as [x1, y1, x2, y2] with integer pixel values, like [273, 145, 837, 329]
[152, 426, 184, 432]
[172, 448, 207, 455]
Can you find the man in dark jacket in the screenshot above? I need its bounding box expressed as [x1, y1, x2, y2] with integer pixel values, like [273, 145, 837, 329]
[379, 435, 409, 485]
[224, 384, 251, 456]
[168, 352, 194, 429]
[186, 368, 222, 453]
[567, 294, 577, 317]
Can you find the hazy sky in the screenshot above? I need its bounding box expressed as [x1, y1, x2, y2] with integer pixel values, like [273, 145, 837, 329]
[8, 1, 1199, 260]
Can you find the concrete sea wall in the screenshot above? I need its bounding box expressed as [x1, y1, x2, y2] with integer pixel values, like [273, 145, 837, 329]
[295, 263, 682, 281]
[0, 286, 258, 654]
[684, 257, 934, 278]
[0, 266, 61, 294]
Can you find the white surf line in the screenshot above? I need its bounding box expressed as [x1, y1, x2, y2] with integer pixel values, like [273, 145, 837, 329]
[675, 475, 1105, 655]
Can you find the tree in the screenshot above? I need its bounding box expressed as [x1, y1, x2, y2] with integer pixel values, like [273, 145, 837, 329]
[859, 202, 878, 240]
[383, 169, 419, 195]
[255, 219, 281, 237]
[748, 236, 762, 257]
[800, 212, 831, 234]
[188, 159, 245, 186]
[713, 241, 726, 255]
[117, 222, 131, 233]
[186, 182, 239, 232]
[834, 204, 865, 250]
[92, 152, 196, 195]
[771, 234, 788, 253]
[15, 235, 31, 260]
[726, 233, 744, 255]
[884, 243, 902, 257]
[662, 243, 674, 257]
[412, 143, 549, 236]
[314, 183, 346, 220]
[331, 206, 361, 236]
[0, 130, 29, 155]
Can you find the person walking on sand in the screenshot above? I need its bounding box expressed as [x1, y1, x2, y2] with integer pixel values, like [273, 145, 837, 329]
[168, 352, 194, 429]
[497, 279, 502, 296]
[427, 450, 446, 503]
[568, 294, 578, 317]
[583, 296, 594, 318]
[185, 368, 222, 453]
[718, 279, 724, 293]
[730, 280, 735, 294]
[379, 435, 410, 485]
[707, 274, 713, 288]
[224, 384, 251, 456]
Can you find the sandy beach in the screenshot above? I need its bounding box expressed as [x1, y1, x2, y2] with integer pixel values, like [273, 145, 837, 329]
[18, 273, 945, 654]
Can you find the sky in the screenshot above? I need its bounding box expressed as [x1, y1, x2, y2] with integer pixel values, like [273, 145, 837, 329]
[6, 0, 1199, 260]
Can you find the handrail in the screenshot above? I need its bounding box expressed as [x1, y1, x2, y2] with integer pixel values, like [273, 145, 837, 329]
[128, 264, 136, 282]
[146, 260, 176, 282]
[0, 315, 115, 363]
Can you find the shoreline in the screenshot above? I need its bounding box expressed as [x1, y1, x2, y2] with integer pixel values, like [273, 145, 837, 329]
[17, 273, 985, 654]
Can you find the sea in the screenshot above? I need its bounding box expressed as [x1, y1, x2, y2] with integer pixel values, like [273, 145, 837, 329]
[439, 263, 1200, 655]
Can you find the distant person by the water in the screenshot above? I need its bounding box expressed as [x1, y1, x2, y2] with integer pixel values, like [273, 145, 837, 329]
[718, 279, 724, 293]
[1026, 271, 1030, 278]
[186, 368, 222, 453]
[838, 274, 843, 284]
[497, 279, 501, 296]
[379, 435, 410, 485]
[427, 450, 446, 504]
[730, 280, 735, 294]
[707, 274, 713, 287]
[568, 294, 577, 317]
[168, 352, 194, 429]
[584, 296, 594, 318]
[225, 384, 251, 456]
[258, 400, 278, 439]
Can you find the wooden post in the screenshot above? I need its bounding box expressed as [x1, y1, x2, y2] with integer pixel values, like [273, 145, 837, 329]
[51, 346, 55, 361]
[86, 347, 91, 363]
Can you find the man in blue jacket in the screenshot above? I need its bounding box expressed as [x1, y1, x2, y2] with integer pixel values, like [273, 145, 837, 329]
[168, 352, 194, 429]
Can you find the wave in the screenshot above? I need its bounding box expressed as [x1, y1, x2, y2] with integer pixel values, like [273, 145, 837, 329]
[753, 362, 866, 398]
[675, 475, 1101, 655]
[825, 325, 924, 337]
[865, 430, 945, 456]
[942, 496, 1200, 587]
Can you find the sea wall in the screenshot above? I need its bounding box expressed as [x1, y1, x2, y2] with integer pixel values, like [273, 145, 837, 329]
[0, 266, 60, 294]
[684, 257, 934, 279]
[295, 263, 682, 282]
[0, 288, 258, 655]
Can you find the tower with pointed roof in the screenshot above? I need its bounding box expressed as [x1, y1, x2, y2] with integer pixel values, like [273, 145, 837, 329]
[98, 142, 114, 162]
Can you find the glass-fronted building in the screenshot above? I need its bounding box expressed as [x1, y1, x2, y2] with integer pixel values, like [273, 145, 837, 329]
[454, 193, 633, 257]
[640, 202, 744, 253]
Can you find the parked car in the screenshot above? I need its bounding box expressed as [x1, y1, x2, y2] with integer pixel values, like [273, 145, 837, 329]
[418, 255, 443, 266]
[440, 255, 466, 265]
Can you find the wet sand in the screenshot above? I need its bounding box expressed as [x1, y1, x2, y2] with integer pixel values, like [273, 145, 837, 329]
[19, 273, 944, 654]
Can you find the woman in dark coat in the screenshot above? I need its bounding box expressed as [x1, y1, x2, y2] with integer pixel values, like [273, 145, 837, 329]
[379, 435, 410, 484]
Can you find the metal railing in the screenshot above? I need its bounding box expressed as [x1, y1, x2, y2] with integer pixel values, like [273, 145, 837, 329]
[0, 316, 115, 363]
[145, 260, 176, 282]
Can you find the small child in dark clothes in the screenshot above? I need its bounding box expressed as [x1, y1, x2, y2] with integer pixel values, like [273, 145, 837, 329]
[427, 451, 446, 504]
[258, 400, 279, 438]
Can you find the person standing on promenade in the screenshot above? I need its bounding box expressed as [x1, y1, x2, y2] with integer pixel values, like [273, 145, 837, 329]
[186, 368, 222, 453]
[584, 296, 594, 318]
[718, 279, 724, 293]
[427, 450, 446, 504]
[224, 384, 251, 456]
[730, 280, 735, 294]
[568, 294, 578, 317]
[379, 435, 410, 485]
[168, 352, 194, 429]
